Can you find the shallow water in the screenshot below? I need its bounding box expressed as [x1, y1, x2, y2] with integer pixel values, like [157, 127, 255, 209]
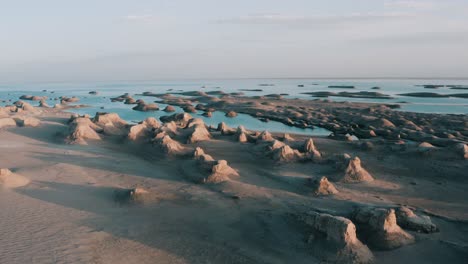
[0, 79, 467, 134]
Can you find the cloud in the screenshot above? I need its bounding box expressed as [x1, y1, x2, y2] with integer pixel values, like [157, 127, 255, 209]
[384, 1, 436, 10]
[123, 14, 159, 23]
[360, 30, 468, 45]
[215, 12, 409, 26]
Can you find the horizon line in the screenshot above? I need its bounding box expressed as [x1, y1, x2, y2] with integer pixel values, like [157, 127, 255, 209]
[1, 76, 468, 85]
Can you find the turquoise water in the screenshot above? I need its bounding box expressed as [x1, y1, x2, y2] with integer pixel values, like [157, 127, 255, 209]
[0, 79, 467, 135]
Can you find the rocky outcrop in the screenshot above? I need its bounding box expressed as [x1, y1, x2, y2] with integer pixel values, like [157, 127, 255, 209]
[353, 207, 415, 250]
[93, 112, 128, 136]
[395, 207, 438, 233]
[308, 176, 338, 196]
[369, 118, 396, 129]
[182, 105, 197, 113]
[14, 101, 36, 112]
[303, 138, 322, 161]
[163, 105, 176, 112]
[110, 93, 132, 102]
[156, 135, 190, 156]
[124, 97, 137, 104]
[132, 101, 159, 111]
[0, 118, 18, 128]
[0, 168, 30, 188]
[281, 133, 295, 142]
[300, 212, 374, 264]
[160, 113, 193, 127]
[216, 122, 235, 135]
[417, 142, 436, 154]
[113, 94, 129, 102]
[155, 121, 179, 138]
[60, 96, 80, 104]
[257, 131, 274, 142]
[14, 117, 41, 127]
[225, 111, 238, 117]
[453, 143, 468, 159]
[192, 147, 239, 183]
[20, 95, 47, 101]
[186, 118, 211, 143]
[237, 131, 248, 143]
[206, 160, 239, 183]
[271, 144, 302, 162]
[128, 117, 160, 141]
[234, 126, 250, 143]
[113, 187, 149, 204]
[193, 147, 215, 162]
[67, 115, 103, 144]
[343, 157, 374, 183]
[38, 100, 50, 108]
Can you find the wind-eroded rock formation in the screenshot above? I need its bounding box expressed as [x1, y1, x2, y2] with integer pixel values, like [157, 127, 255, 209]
[128, 117, 160, 141]
[308, 176, 338, 196]
[300, 212, 374, 264]
[353, 207, 415, 250]
[332, 155, 374, 183]
[0, 168, 30, 188]
[395, 207, 438, 233]
[67, 115, 103, 144]
[193, 147, 239, 183]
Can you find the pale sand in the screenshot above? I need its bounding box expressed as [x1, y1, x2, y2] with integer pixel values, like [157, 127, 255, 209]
[0, 104, 467, 263]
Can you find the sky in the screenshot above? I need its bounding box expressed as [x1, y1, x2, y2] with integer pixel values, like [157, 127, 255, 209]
[1, 0, 468, 82]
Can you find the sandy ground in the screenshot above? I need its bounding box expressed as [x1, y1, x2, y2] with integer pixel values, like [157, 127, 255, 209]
[1, 106, 468, 264]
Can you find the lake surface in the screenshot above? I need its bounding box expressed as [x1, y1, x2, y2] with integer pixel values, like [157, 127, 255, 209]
[1, 79, 467, 135]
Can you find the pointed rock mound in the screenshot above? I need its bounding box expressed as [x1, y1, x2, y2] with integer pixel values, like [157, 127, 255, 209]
[192, 148, 239, 183]
[67, 116, 103, 145]
[217, 122, 235, 135]
[156, 135, 189, 156]
[186, 119, 211, 143]
[237, 132, 248, 143]
[272, 145, 302, 162]
[39, 100, 50, 108]
[303, 138, 322, 160]
[258, 131, 274, 142]
[309, 176, 338, 196]
[353, 207, 415, 250]
[205, 160, 239, 183]
[193, 147, 215, 161]
[343, 157, 374, 183]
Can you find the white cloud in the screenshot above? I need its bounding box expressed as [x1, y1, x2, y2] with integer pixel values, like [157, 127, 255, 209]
[384, 1, 436, 10]
[124, 14, 158, 23]
[216, 12, 409, 26]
